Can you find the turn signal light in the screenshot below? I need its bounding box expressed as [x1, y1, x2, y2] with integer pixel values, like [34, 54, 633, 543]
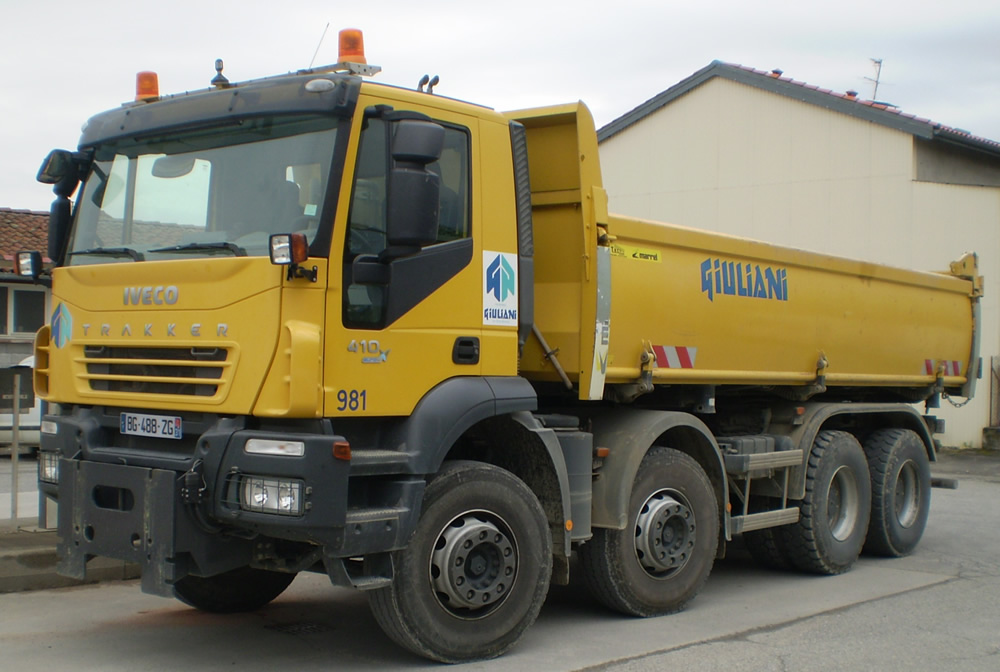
[135, 71, 159, 101]
[339, 28, 367, 64]
[333, 441, 351, 461]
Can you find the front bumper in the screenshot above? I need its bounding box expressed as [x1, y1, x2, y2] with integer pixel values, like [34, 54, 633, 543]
[45, 407, 422, 595]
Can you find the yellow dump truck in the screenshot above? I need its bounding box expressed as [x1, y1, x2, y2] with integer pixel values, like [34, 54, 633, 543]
[23, 30, 981, 662]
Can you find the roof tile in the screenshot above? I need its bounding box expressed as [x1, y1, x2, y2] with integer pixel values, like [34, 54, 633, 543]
[0, 208, 49, 262]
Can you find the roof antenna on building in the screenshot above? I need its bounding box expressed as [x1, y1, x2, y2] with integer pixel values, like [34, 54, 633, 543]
[865, 58, 883, 100]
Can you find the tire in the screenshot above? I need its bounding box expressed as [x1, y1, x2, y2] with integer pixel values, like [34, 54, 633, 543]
[368, 461, 552, 663]
[578, 446, 719, 617]
[863, 428, 931, 557]
[173, 566, 296, 613]
[743, 498, 793, 570]
[782, 430, 871, 575]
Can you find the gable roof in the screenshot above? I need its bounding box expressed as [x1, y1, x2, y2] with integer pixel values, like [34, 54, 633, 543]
[597, 61, 1000, 159]
[0, 208, 49, 263]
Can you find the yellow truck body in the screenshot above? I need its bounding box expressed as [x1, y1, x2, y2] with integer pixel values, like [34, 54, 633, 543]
[512, 103, 980, 399]
[29, 42, 981, 663]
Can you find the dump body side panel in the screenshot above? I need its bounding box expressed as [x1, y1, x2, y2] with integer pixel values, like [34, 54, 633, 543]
[601, 215, 976, 392]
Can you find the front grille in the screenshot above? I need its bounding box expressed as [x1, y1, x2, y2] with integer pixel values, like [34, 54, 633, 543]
[83, 346, 228, 397]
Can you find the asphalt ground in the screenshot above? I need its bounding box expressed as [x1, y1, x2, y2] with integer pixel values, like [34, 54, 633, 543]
[1, 448, 997, 594]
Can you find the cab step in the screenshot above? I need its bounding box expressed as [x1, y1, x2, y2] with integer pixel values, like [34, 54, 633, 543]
[724, 448, 803, 475]
[730, 507, 800, 534]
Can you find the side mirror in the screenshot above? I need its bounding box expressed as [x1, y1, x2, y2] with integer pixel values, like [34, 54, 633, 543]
[385, 121, 444, 253]
[392, 120, 445, 165]
[38, 149, 82, 265]
[37, 150, 77, 185]
[48, 197, 73, 264]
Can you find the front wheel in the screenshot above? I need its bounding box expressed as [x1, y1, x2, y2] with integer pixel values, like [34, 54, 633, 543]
[368, 461, 552, 663]
[173, 566, 296, 613]
[863, 428, 931, 557]
[578, 446, 719, 617]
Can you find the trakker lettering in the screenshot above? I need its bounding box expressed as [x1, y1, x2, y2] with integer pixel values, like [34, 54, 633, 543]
[81, 322, 229, 337]
[700, 258, 788, 302]
[123, 285, 179, 306]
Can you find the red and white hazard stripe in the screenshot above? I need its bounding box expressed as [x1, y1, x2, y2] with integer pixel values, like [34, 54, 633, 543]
[924, 359, 962, 376]
[653, 345, 697, 369]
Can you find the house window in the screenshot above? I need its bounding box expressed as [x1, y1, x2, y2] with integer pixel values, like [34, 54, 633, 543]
[0, 287, 46, 335]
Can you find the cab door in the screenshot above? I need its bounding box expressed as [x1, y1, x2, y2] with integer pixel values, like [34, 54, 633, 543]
[323, 94, 485, 417]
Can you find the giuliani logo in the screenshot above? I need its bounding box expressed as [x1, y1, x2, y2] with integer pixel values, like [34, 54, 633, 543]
[486, 254, 516, 302]
[700, 257, 788, 303]
[483, 251, 518, 326]
[51, 303, 72, 348]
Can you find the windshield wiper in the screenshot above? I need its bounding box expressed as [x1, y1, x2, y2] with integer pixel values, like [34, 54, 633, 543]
[68, 247, 144, 261]
[148, 242, 247, 257]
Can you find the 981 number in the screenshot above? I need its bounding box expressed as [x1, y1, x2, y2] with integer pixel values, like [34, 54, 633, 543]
[337, 389, 367, 412]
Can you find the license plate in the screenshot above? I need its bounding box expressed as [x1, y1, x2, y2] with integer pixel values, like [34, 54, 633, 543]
[120, 412, 183, 440]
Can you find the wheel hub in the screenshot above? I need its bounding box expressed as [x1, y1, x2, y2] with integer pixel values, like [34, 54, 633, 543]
[634, 490, 695, 575]
[893, 459, 920, 528]
[828, 465, 860, 541]
[430, 512, 517, 616]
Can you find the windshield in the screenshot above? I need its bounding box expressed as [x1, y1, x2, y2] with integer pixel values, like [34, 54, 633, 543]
[69, 115, 340, 263]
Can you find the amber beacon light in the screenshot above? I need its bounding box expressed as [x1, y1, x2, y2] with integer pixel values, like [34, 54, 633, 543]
[135, 71, 159, 101]
[338, 28, 367, 64]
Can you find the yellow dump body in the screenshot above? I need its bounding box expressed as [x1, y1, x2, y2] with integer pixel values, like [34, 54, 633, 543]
[602, 216, 977, 391]
[511, 104, 980, 400]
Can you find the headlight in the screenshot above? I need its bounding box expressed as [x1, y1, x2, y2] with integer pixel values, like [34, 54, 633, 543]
[240, 476, 304, 516]
[38, 452, 60, 484]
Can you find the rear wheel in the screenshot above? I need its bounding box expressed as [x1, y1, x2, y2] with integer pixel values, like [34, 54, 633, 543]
[173, 566, 296, 613]
[578, 446, 719, 616]
[863, 428, 931, 557]
[782, 430, 871, 574]
[368, 461, 552, 663]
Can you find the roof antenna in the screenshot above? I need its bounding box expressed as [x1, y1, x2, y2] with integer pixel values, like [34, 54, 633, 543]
[417, 75, 439, 94]
[865, 58, 883, 100]
[309, 22, 330, 69]
[211, 59, 230, 89]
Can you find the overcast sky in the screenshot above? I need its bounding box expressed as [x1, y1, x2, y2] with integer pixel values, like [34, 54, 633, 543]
[3, 0, 998, 212]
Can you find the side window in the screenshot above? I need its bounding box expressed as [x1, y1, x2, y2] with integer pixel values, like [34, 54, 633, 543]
[346, 117, 389, 258]
[432, 128, 471, 242]
[344, 116, 471, 328]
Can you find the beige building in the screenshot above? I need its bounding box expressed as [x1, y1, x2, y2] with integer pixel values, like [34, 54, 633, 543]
[598, 62, 1000, 448]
